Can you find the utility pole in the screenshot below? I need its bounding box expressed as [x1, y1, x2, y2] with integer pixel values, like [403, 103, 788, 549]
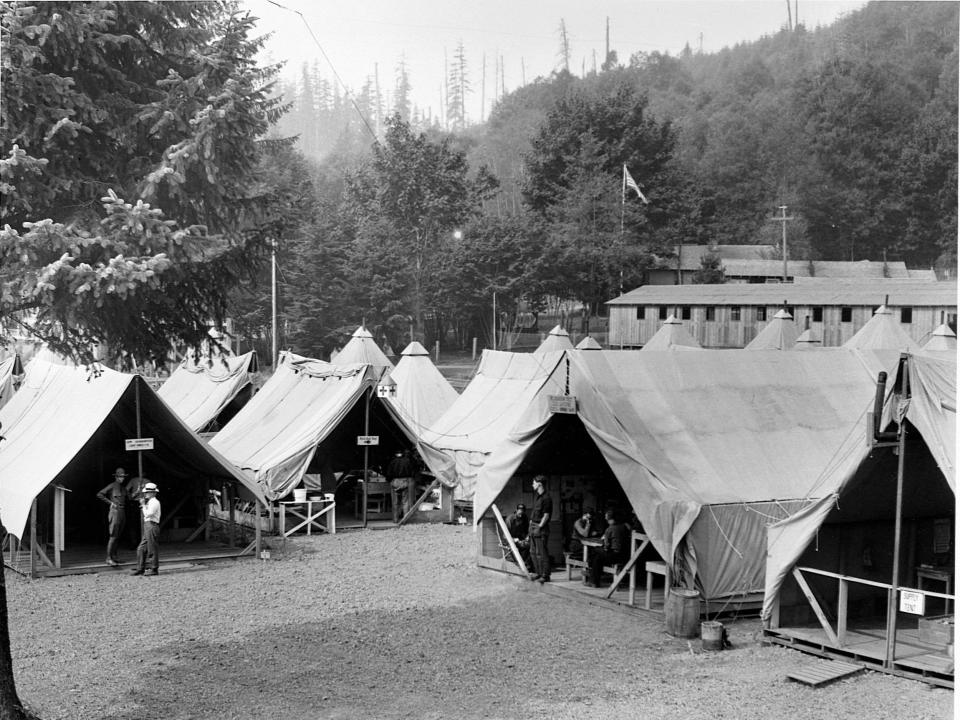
[605, 16, 610, 67]
[480, 52, 486, 122]
[785, 0, 793, 31]
[271, 237, 278, 368]
[698, 32, 703, 54]
[521, 57, 526, 86]
[768, 206, 795, 283]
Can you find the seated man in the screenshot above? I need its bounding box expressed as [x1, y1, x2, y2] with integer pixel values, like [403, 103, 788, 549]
[504, 503, 532, 568]
[568, 507, 600, 556]
[585, 510, 630, 587]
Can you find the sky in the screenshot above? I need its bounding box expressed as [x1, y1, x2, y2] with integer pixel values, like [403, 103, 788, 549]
[246, 0, 867, 123]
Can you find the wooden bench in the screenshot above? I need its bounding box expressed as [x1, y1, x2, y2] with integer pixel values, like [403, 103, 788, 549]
[565, 551, 620, 585]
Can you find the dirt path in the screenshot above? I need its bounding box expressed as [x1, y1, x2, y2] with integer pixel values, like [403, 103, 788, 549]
[6, 524, 953, 719]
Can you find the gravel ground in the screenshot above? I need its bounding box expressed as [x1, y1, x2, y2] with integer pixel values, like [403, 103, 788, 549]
[6, 524, 954, 720]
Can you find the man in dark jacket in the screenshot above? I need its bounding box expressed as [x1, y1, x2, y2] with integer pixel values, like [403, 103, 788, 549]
[586, 510, 630, 587]
[529, 476, 553, 583]
[504, 503, 531, 568]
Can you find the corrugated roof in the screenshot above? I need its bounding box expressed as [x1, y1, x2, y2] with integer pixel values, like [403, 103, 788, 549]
[608, 280, 957, 307]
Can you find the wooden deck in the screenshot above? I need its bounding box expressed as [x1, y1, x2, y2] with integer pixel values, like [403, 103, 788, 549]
[5, 541, 252, 578]
[766, 625, 955, 688]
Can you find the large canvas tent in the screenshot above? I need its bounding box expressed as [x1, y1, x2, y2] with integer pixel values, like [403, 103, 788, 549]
[418, 350, 567, 500]
[922, 322, 956, 358]
[472, 348, 900, 602]
[210, 352, 414, 503]
[333, 327, 394, 369]
[0, 359, 265, 573]
[157, 351, 258, 432]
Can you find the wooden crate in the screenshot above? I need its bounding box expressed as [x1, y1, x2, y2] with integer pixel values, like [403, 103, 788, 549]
[918, 615, 955, 647]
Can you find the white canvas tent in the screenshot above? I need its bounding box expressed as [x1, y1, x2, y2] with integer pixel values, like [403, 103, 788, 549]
[641, 314, 701, 351]
[158, 351, 258, 432]
[381, 341, 458, 438]
[418, 350, 567, 500]
[745, 308, 799, 350]
[575, 336, 603, 350]
[472, 347, 901, 601]
[211, 352, 416, 502]
[535, 325, 574, 354]
[334, 327, 393, 369]
[843, 304, 921, 352]
[0, 359, 265, 571]
[793, 327, 823, 350]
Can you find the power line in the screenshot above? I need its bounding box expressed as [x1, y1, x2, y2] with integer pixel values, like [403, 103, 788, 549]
[265, 0, 378, 142]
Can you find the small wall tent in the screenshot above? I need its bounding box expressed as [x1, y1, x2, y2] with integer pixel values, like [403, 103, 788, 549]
[843, 304, 922, 352]
[381, 341, 458, 437]
[210, 352, 414, 503]
[534, 325, 574, 354]
[157, 351, 258, 432]
[0, 360, 265, 573]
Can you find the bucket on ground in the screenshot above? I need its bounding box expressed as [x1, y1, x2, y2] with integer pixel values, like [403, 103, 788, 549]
[701, 620, 724, 651]
[293, 488, 307, 502]
[665, 588, 701, 638]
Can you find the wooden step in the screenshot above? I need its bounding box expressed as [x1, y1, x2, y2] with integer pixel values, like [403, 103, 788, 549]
[787, 660, 864, 687]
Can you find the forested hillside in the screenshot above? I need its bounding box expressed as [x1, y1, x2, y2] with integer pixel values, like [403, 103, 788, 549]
[261, 1, 956, 359]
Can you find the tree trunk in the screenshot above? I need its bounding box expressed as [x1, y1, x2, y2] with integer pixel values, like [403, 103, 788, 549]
[0, 520, 36, 720]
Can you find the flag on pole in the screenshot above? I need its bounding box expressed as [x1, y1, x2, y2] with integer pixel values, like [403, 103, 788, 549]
[623, 164, 649, 204]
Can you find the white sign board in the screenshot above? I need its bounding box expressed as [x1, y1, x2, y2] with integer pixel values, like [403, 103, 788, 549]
[125, 438, 154, 451]
[899, 589, 925, 615]
[548, 395, 577, 414]
[356, 435, 380, 446]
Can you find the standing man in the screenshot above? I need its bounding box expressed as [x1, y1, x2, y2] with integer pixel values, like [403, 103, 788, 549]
[386, 449, 417, 521]
[131, 481, 161, 577]
[529, 475, 553, 583]
[96, 467, 128, 566]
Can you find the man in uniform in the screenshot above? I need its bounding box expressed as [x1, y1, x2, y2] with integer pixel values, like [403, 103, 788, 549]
[528, 476, 553, 583]
[96, 467, 128, 566]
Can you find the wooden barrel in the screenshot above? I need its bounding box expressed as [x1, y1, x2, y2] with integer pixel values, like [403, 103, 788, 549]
[665, 588, 701, 638]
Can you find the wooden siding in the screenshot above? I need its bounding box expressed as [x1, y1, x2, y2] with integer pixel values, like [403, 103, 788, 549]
[610, 304, 956, 349]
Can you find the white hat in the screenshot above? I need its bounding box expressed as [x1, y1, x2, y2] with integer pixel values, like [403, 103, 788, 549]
[141, 482, 159, 494]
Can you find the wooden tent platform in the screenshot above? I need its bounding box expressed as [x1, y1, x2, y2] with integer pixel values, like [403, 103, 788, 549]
[766, 625, 954, 688]
[4, 541, 251, 578]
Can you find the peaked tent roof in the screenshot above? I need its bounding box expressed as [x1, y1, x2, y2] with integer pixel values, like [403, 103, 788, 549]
[793, 328, 823, 350]
[745, 308, 799, 350]
[418, 350, 567, 499]
[534, 325, 574, 354]
[641, 315, 701, 351]
[472, 347, 900, 600]
[763, 352, 956, 619]
[157, 351, 258, 432]
[575, 336, 603, 350]
[922, 323, 957, 357]
[0, 359, 263, 540]
[381, 342, 459, 439]
[334, 327, 394, 369]
[842, 304, 922, 352]
[210, 352, 390, 500]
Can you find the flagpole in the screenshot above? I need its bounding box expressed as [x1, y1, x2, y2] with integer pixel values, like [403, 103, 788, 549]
[620, 165, 626, 237]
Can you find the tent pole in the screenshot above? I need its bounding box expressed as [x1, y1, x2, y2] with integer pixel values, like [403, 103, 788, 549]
[29, 499, 36, 579]
[135, 378, 143, 480]
[884, 360, 909, 668]
[362, 387, 371, 528]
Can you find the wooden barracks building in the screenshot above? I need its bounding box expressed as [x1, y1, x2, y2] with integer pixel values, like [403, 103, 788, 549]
[607, 279, 957, 349]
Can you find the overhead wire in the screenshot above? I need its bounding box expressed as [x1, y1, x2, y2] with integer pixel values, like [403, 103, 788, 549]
[263, 0, 378, 142]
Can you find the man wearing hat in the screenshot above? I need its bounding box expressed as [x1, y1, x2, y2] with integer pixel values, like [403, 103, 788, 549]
[131, 481, 161, 576]
[96, 467, 129, 566]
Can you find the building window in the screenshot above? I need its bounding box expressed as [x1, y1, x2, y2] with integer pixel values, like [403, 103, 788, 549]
[756, 306, 767, 322]
[636, 306, 645, 320]
[681, 306, 691, 320]
[841, 307, 852, 323]
[812, 307, 823, 323]
[705, 306, 716, 322]
[659, 306, 668, 320]
[900, 307, 912, 324]
[730, 306, 741, 322]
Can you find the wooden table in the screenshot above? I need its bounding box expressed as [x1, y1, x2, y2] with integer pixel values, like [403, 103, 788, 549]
[355, 481, 392, 518]
[278, 499, 336, 537]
